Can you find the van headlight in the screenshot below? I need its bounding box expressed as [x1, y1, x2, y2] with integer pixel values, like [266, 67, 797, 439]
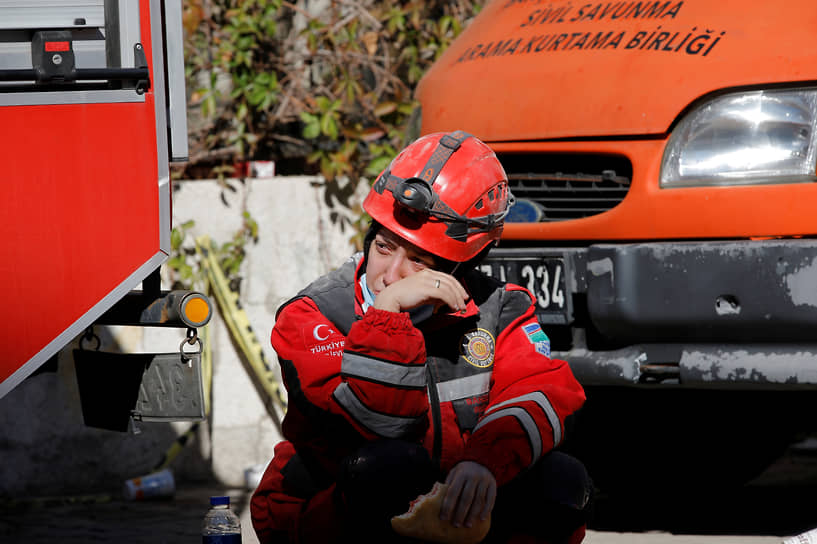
[660, 88, 817, 188]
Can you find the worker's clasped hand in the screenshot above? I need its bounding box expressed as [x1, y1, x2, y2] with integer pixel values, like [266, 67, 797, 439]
[439, 461, 497, 529]
[373, 269, 469, 314]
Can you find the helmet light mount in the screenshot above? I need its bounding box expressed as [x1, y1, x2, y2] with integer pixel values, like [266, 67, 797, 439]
[393, 177, 435, 213]
[386, 173, 512, 240]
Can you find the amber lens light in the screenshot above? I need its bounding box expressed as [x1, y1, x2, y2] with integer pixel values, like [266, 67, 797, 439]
[183, 295, 210, 326]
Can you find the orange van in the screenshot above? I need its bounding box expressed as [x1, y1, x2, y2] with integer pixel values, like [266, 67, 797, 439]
[417, 0, 817, 493]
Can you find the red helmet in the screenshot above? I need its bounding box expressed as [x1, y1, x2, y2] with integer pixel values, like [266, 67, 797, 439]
[363, 131, 512, 263]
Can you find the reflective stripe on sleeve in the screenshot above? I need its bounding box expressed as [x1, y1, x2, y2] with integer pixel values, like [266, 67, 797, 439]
[436, 373, 491, 402]
[473, 406, 542, 464]
[341, 352, 426, 389]
[484, 391, 562, 447]
[333, 382, 424, 438]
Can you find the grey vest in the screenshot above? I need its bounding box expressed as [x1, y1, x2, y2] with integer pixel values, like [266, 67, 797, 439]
[285, 254, 533, 436]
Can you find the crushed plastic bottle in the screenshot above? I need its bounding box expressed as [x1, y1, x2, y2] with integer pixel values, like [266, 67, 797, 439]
[202, 495, 242, 544]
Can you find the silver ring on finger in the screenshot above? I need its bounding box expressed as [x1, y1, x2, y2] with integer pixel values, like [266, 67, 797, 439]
[435, 279, 441, 289]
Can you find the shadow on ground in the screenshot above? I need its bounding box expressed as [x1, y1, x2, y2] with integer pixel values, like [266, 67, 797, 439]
[0, 484, 252, 544]
[1, 445, 816, 543]
[589, 443, 817, 538]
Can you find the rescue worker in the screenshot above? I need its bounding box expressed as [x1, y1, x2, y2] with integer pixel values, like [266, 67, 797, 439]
[251, 131, 592, 543]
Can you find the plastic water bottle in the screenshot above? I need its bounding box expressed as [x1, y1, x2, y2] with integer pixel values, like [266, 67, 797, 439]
[202, 496, 242, 543]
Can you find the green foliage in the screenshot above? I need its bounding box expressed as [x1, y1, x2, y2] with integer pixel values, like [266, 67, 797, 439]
[168, 219, 197, 285]
[166, 211, 259, 292]
[180, 0, 483, 199]
[219, 211, 259, 287]
[174, 0, 482, 280]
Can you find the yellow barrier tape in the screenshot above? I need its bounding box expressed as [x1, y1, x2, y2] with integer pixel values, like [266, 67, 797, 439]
[195, 235, 288, 420]
[152, 421, 200, 472]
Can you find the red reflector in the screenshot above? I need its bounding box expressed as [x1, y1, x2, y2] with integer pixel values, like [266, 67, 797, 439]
[45, 41, 70, 52]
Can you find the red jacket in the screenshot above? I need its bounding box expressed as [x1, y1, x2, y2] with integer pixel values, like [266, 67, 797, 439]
[251, 257, 585, 543]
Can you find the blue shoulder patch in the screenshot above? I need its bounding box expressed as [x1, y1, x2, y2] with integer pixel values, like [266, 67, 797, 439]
[523, 322, 551, 357]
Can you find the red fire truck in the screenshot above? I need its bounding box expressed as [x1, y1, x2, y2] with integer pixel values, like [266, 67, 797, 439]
[0, 1, 210, 432]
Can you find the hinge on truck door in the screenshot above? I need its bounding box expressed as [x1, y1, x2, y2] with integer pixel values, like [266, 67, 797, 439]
[133, 42, 150, 94]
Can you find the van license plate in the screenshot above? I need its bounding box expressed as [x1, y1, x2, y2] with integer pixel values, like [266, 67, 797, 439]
[479, 257, 568, 324]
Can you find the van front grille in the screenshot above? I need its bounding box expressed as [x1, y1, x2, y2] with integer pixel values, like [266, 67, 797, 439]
[497, 153, 632, 222]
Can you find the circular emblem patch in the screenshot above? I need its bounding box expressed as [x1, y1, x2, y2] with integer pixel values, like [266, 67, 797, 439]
[460, 328, 495, 368]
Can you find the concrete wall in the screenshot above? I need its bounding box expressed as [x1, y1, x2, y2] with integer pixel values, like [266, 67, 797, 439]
[0, 175, 366, 498]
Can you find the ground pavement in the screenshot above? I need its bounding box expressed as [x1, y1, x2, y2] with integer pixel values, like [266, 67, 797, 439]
[1, 444, 815, 544]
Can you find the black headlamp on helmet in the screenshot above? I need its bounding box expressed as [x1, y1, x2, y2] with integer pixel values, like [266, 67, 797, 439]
[380, 173, 513, 241]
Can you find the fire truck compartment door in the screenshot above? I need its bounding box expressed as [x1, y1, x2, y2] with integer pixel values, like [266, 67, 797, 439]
[0, 0, 184, 401]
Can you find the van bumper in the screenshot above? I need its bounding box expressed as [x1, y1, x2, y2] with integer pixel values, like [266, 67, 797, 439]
[489, 239, 817, 388]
